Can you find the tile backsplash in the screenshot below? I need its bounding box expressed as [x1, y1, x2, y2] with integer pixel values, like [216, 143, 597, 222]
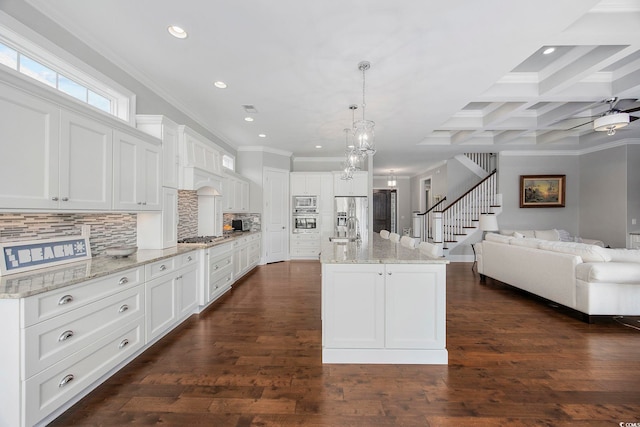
[0, 213, 136, 256]
[177, 190, 198, 239]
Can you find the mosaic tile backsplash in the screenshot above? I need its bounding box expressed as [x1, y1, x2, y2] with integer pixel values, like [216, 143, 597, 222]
[0, 213, 136, 256]
[177, 190, 198, 239]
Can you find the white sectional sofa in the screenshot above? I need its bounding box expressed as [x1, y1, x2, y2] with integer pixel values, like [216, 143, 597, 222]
[476, 232, 640, 322]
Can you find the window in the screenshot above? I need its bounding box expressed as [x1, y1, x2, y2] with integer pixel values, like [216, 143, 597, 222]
[222, 154, 235, 171]
[0, 26, 133, 123]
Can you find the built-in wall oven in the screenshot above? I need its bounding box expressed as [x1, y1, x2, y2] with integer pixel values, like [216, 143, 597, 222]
[293, 214, 318, 233]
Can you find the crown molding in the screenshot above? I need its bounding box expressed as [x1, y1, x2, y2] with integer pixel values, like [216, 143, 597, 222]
[237, 146, 293, 157]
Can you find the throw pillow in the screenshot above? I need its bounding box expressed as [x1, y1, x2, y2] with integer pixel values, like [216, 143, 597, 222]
[604, 248, 640, 263]
[512, 231, 525, 238]
[557, 229, 573, 242]
[485, 233, 513, 244]
[510, 238, 543, 249]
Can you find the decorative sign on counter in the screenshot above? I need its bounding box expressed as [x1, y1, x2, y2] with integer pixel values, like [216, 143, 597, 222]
[1, 228, 91, 276]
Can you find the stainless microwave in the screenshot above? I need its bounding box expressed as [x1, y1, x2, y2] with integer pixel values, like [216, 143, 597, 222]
[292, 215, 318, 233]
[293, 195, 318, 213]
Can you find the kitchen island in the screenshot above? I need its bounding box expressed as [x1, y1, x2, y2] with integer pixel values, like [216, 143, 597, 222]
[320, 233, 449, 364]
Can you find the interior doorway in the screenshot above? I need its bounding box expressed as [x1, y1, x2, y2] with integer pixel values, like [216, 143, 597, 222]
[373, 189, 397, 233]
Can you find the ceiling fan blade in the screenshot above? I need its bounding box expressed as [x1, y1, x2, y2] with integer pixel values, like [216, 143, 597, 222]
[614, 98, 638, 111]
[566, 120, 593, 130]
[630, 115, 639, 122]
[622, 105, 640, 114]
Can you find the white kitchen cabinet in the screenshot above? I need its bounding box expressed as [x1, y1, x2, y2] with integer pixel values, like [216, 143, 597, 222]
[291, 172, 322, 195]
[201, 242, 234, 307]
[113, 129, 162, 211]
[0, 82, 61, 209]
[145, 252, 199, 343]
[222, 172, 250, 213]
[59, 110, 114, 210]
[319, 173, 335, 241]
[322, 264, 385, 349]
[333, 170, 368, 196]
[0, 86, 114, 210]
[136, 115, 180, 189]
[233, 232, 261, 281]
[322, 262, 446, 363]
[290, 233, 321, 259]
[137, 187, 178, 249]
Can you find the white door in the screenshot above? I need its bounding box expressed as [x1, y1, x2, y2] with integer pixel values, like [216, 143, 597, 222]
[263, 167, 289, 263]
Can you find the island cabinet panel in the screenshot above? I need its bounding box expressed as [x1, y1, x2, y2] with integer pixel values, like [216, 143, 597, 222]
[385, 264, 445, 349]
[322, 264, 385, 349]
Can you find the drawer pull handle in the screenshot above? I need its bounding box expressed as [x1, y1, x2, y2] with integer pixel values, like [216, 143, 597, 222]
[214, 265, 219, 270]
[61, 197, 69, 202]
[119, 338, 129, 349]
[119, 304, 129, 313]
[58, 330, 74, 342]
[187, 256, 193, 262]
[119, 277, 129, 286]
[160, 264, 167, 271]
[51, 196, 59, 201]
[58, 295, 74, 305]
[378, 272, 383, 276]
[59, 374, 74, 388]
[226, 260, 231, 264]
[388, 272, 392, 275]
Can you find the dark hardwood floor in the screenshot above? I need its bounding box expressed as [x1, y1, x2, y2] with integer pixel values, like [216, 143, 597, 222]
[49, 261, 640, 426]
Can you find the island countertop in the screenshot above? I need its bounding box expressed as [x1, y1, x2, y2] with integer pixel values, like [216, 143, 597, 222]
[320, 233, 449, 264]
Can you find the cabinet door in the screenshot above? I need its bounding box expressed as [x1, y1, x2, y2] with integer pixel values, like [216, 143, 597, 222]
[145, 275, 177, 342]
[322, 264, 385, 348]
[114, 131, 161, 211]
[0, 84, 60, 209]
[222, 177, 234, 211]
[177, 265, 198, 320]
[290, 173, 307, 195]
[240, 180, 250, 212]
[305, 174, 322, 195]
[60, 110, 113, 210]
[319, 173, 334, 214]
[162, 188, 178, 248]
[162, 119, 179, 188]
[385, 264, 446, 349]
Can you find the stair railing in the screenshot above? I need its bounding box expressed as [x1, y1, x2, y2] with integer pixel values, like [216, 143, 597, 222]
[433, 169, 497, 245]
[415, 197, 447, 242]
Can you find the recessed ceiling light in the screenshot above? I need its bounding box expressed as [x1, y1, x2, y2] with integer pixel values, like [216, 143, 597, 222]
[315, 145, 322, 149]
[258, 134, 266, 138]
[244, 117, 254, 122]
[543, 47, 555, 55]
[213, 81, 227, 89]
[167, 25, 188, 39]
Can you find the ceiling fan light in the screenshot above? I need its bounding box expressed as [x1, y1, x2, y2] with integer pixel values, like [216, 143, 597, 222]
[593, 112, 630, 133]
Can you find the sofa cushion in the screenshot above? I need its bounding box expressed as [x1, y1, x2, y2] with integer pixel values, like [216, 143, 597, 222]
[535, 229, 560, 241]
[485, 232, 513, 244]
[538, 241, 612, 262]
[510, 237, 544, 249]
[604, 248, 640, 263]
[576, 262, 640, 284]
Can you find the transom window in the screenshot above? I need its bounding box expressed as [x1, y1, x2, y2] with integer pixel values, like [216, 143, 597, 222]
[0, 25, 133, 123]
[222, 154, 235, 171]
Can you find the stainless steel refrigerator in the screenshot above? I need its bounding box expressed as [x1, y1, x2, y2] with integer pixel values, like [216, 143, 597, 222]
[335, 196, 369, 243]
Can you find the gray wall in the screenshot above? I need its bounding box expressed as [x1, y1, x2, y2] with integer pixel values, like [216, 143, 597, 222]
[497, 153, 580, 235]
[237, 150, 292, 213]
[628, 145, 640, 241]
[446, 156, 482, 203]
[410, 164, 448, 213]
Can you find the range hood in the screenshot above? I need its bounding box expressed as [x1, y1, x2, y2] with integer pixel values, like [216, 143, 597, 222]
[181, 166, 223, 193]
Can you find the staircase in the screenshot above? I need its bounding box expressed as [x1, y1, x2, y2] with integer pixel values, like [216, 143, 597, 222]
[418, 153, 502, 256]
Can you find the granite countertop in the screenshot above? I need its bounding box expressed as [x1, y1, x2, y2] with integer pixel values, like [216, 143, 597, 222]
[320, 233, 449, 264]
[0, 231, 261, 299]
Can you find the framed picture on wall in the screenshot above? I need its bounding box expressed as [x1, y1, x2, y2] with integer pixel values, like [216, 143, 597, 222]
[519, 175, 566, 208]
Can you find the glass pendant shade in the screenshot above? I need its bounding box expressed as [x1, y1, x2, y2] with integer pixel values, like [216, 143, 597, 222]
[353, 119, 376, 155]
[340, 162, 354, 180]
[346, 146, 364, 170]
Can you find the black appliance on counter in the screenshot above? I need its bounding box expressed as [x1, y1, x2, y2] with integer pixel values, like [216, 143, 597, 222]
[232, 219, 251, 231]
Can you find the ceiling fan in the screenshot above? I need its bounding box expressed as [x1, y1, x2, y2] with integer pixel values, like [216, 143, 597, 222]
[567, 97, 640, 135]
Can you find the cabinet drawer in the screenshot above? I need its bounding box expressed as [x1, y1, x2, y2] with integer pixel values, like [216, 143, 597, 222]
[208, 242, 232, 258]
[291, 247, 321, 257]
[23, 267, 143, 327]
[291, 239, 320, 249]
[210, 270, 233, 295]
[210, 253, 233, 274]
[177, 250, 198, 268]
[24, 317, 144, 427]
[145, 257, 177, 280]
[292, 233, 319, 241]
[23, 284, 144, 378]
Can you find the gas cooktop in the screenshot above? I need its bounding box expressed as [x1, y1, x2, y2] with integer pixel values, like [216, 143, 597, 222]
[178, 236, 230, 244]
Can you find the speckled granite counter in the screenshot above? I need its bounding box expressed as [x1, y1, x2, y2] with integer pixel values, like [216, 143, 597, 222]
[320, 233, 449, 264]
[0, 231, 260, 299]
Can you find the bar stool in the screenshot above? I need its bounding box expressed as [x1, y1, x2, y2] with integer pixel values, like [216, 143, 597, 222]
[400, 235, 418, 249]
[380, 230, 390, 239]
[389, 232, 401, 243]
[418, 241, 440, 257]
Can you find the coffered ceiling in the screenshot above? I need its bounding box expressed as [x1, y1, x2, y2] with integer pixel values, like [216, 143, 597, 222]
[23, 0, 640, 175]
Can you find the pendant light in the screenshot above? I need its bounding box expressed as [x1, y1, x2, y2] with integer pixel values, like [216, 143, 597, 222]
[353, 61, 376, 155]
[387, 170, 397, 188]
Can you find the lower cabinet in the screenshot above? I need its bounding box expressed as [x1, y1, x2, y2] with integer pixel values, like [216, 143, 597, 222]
[201, 242, 234, 307]
[321, 263, 447, 364]
[233, 232, 261, 281]
[145, 252, 199, 343]
[290, 233, 321, 259]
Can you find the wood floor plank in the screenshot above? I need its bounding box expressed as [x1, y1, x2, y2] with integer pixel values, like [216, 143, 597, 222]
[47, 261, 640, 426]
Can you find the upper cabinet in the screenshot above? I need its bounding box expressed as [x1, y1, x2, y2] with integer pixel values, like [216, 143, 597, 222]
[222, 172, 250, 213]
[113, 130, 162, 211]
[179, 126, 222, 179]
[0, 80, 162, 212]
[137, 115, 180, 189]
[291, 172, 322, 196]
[333, 171, 368, 196]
